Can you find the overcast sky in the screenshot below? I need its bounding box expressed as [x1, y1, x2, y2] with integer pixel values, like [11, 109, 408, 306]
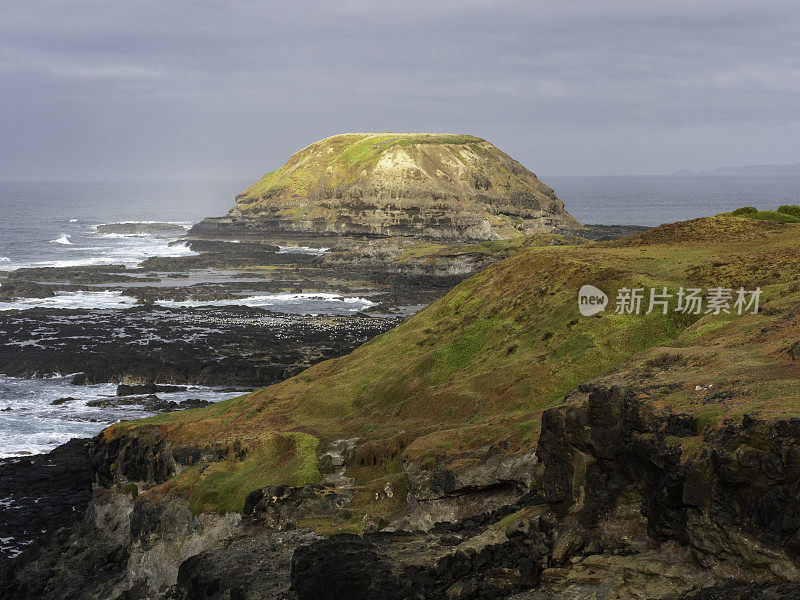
[2, 0, 799, 180]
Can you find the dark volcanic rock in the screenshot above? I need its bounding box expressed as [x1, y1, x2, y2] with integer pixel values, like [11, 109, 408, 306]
[244, 484, 354, 530]
[0, 438, 93, 567]
[90, 432, 177, 488]
[0, 307, 399, 387]
[291, 534, 395, 600]
[289, 526, 547, 600]
[85, 394, 210, 412]
[164, 528, 319, 600]
[680, 582, 800, 600]
[178, 397, 213, 410]
[0, 280, 57, 300]
[51, 396, 76, 405]
[0, 492, 240, 600]
[7, 264, 133, 283]
[536, 386, 800, 577]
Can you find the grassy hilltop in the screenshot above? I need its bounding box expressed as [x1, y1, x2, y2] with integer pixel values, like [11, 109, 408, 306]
[237, 133, 485, 207]
[104, 210, 800, 521]
[222, 133, 581, 242]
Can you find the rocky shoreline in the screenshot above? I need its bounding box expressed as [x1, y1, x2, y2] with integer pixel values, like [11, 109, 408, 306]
[0, 306, 400, 386]
[0, 220, 646, 395]
[0, 438, 93, 569]
[4, 387, 800, 599]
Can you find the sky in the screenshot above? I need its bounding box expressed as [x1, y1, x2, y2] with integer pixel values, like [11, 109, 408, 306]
[1, 0, 799, 180]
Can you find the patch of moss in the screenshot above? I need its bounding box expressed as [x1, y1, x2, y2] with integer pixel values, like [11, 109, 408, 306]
[360, 423, 378, 436]
[121, 483, 138, 499]
[734, 209, 800, 223]
[164, 433, 321, 514]
[696, 406, 722, 432]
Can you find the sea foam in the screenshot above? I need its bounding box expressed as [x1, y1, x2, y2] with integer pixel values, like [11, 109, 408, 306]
[50, 234, 74, 245]
[155, 292, 376, 315]
[0, 374, 238, 458]
[276, 245, 330, 255]
[0, 290, 138, 311]
[0, 290, 376, 315]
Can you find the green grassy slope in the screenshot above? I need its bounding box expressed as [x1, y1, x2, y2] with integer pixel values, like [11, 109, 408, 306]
[105, 213, 800, 517]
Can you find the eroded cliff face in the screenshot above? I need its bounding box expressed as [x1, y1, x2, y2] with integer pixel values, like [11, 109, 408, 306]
[190, 133, 581, 244]
[535, 386, 800, 585]
[9, 386, 800, 600]
[1, 491, 240, 600]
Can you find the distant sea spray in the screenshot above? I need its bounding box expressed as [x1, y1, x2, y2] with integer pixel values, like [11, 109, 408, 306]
[50, 234, 74, 245]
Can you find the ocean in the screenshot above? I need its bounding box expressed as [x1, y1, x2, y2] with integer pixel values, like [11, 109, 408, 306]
[0, 179, 373, 313]
[0, 175, 798, 457]
[547, 174, 800, 226]
[0, 179, 243, 273]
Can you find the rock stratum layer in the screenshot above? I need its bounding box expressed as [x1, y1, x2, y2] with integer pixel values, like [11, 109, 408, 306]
[191, 133, 580, 243]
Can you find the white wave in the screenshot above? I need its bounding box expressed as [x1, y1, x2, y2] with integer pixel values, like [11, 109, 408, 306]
[68, 218, 78, 223]
[156, 292, 376, 314]
[0, 289, 375, 314]
[0, 257, 9, 263]
[277, 245, 329, 255]
[0, 290, 138, 311]
[2, 258, 118, 270]
[5, 239, 197, 272]
[50, 234, 74, 245]
[96, 233, 148, 239]
[90, 237, 196, 264]
[0, 374, 238, 458]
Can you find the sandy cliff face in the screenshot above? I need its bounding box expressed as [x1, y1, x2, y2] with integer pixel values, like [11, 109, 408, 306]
[193, 133, 580, 243]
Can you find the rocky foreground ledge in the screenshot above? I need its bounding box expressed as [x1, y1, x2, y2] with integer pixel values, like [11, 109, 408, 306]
[3, 387, 800, 599]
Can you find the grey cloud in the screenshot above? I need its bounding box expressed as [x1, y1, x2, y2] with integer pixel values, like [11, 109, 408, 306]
[1, 0, 799, 179]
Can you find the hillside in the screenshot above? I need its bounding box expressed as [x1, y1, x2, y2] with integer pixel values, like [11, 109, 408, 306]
[102, 212, 800, 510]
[190, 133, 581, 243]
[11, 212, 800, 599]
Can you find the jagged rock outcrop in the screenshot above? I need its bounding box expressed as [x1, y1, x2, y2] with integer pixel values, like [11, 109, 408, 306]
[243, 484, 355, 530]
[189, 133, 581, 244]
[8, 386, 800, 599]
[1, 491, 239, 600]
[535, 385, 800, 580]
[390, 445, 538, 532]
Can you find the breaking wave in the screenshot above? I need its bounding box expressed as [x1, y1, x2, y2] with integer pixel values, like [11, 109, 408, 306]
[50, 234, 74, 245]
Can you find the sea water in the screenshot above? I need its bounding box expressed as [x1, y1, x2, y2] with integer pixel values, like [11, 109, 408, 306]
[547, 174, 800, 226]
[0, 375, 243, 458]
